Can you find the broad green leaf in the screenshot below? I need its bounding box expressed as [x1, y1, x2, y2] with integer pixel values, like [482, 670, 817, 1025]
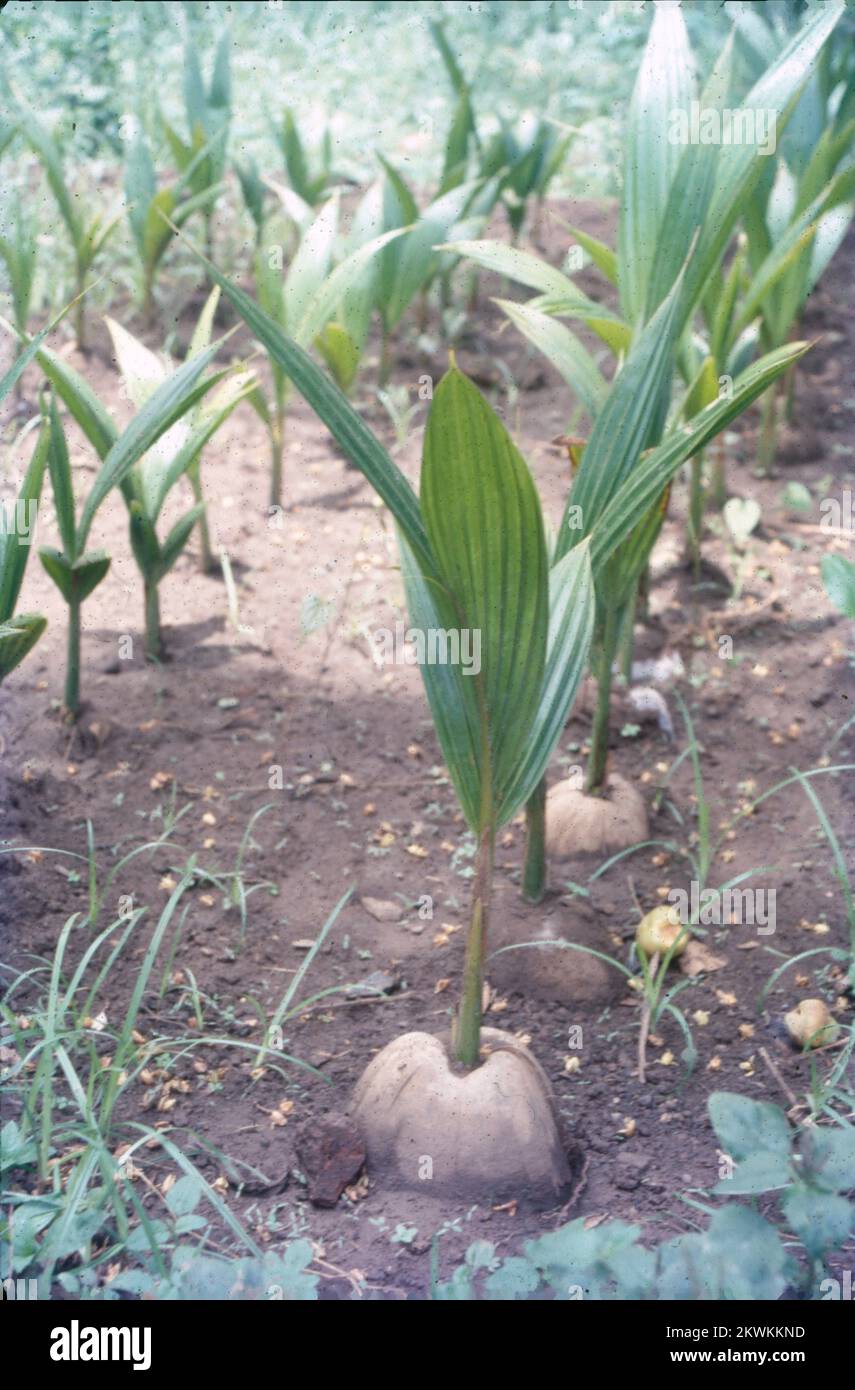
[77, 342, 222, 546]
[644, 33, 734, 321]
[496, 543, 595, 823]
[184, 45, 208, 136]
[150, 369, 255, 518]
[70, 550, 111, 602]
[279, 108, 312, 203]
[183, 243, 433, 577]
[808, 202, 854, 293]
[420, 367, 548, 828]
[685, 1, 844, 325]
[105, 316, 168, 409]
[444, 238, 628, 352]
[0, 414, 49, 621]
[283, 196, 339, 334]
[708, 1092, 792, 1162]
[0, 614, 46, 681]
[235, 158, 266, 232]
[293, 227, 407, 349]
[589, 342, 809, 575]
[127, 493, 159, 575]
[800, 1123, 855, 1193]
[159, 505, 206, 575]
[428, 18, 468, 99]
[37, 545, 74, 602]
[316, 322, 361, 393]
[35, 346, 117, 458]
[440, 88, 477, 195]
[383, 181, 483, 328]
[555, 222, 617, 285]
[398, 529, 482, 831]
[782, 1188, 853, 1260]
[684, 354, 720, 421]
[619, 3, 694, 326]
[187, 287, 222, 362]
[712, 1149, 792, 1195]
[557, 267, 687, 560]
[209, 29, 232, 113]
[19, 108, 82, 245]
[46, 395, 77, 560]
[494, 298, 608, 422]
[441, 237, 593, 302]
[821, 554, 855, 619]
[264, 177, 314, 233]
[124, 137, 157, 252]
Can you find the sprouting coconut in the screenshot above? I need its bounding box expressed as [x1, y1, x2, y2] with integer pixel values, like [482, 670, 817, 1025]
[785, 999, 839, 1050]
[545, 770, 649, 858]
[351, 1029, 573, 1202]
[343, 366, 595, 1203]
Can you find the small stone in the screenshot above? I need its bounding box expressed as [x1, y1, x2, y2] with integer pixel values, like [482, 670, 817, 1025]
[346, 970, 400, 999]
[362, 896, 402, 923]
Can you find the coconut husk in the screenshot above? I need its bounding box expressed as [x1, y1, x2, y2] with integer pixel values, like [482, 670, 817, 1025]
[546, 771, 649, 858]
[351, 1028, 578, 1205]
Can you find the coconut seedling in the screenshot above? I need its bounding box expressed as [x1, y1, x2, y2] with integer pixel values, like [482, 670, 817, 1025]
[36, 396, 112, 717]
[104, 294, 255, 653]
[187, 230, 789, 1199]
[273, 107, 347, 210]
[124, 128, 225, 324]
[16, 107, 122, 352]
[160, 27, 231, 263]
[363, 157, 500, 384]
[428, 16, 569, 244]
[350, 365, 598, 1198]
[0, 194, 37, 369]
[447, 1, 840, 896]
[0, 409, 49, 683]
[31, 334, 226, 713]
[245, 195, 408, 506]
[234, 155, 268, 247]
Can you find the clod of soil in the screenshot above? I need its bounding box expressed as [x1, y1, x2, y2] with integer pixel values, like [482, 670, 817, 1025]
[295, 1118, 366, 1208]
[351, 1027, 575, 1205]
[546, 771, 649, 857]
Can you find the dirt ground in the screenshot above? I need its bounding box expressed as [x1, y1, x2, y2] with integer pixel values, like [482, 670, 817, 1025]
[1, 200, 853, 1299]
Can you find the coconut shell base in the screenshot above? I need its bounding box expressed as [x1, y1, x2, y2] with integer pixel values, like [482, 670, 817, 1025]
[546, 771, 649, 858]
[351, 1028, 578, 1206]
[489, 908, 624, 1007]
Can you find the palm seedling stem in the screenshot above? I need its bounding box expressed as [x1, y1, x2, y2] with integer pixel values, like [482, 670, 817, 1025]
[144, 581, 161, 661]
[522, 774, 547, 903]
[758, 382, 780, 476]
[455, 826, 495, 1069]
[65, 595, 81, 716]
[688, 451, 704, 581]
[270, 416, 285, 510]
[710, 434, 727, 509]
[586, 602, 621, 795]
[189, 466, 215, 572]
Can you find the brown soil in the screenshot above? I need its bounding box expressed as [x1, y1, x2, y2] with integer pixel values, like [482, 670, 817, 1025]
[1, 200, 853, 1300]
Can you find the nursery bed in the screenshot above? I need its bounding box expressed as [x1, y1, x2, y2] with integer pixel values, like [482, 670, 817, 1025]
[1, 203, 853, 1299]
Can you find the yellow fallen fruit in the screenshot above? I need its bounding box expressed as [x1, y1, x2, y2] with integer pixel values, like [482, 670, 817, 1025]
[636, 904, 688, 960]
[785, 998, 839, 1049]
